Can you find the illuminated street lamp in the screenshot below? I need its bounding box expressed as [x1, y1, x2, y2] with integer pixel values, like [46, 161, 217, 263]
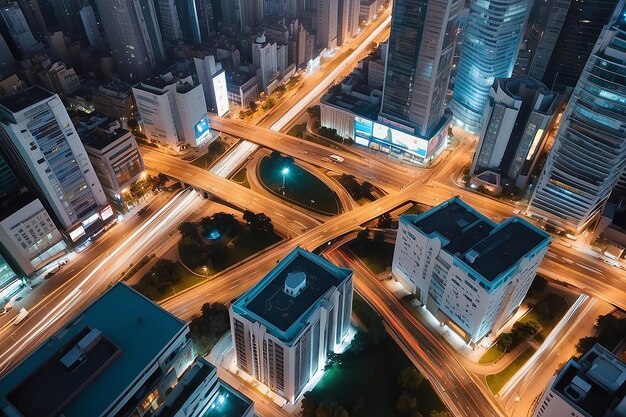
[202, 265, 208, 280]
[281, 167, 289, 194]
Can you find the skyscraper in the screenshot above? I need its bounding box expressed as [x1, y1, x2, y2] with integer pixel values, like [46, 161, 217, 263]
[317, 0, 338, 50]
[0, 3, 41, 58]
[0, 87, 107, 231]
[195, 0, 214, 41]
[95, 0, 166, 80]
[79, 4, 103, 49]
[529, 0, 618, 93]
[50, 0, 84, 41]
[156, 0, 184, 41]
[337, 0, 350, 46]
[450, 0, 531, 134]
[379, 0, 463, 140]
[528, 0, 626, 233]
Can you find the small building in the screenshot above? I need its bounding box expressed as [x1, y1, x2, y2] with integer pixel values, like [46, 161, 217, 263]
[92, 81, 137, 120]
[533, 344, 626, 417]
[227, 72, 259, 108]
[83, 120, 145, 200]
[392, 197, 550, 345]
[230, 247, 354, 404]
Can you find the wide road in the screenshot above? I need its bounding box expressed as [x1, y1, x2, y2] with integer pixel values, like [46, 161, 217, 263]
[0, 190, 202, 373]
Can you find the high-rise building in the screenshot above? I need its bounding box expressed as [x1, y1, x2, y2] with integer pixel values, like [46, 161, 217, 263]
[347, 0, 360, 38]
[471, 77, 561, 190]
[156, 0, 184, 41]
[528, 1, 626, 233]
[177, 0, 202, 44]
[316, 0, 338, 50]
[392, 197, 550, 345]
[79, 4, 103, 49]
[133, 72, 212, 150]
[195, 0, 214, 41]
[533, 343, 626, 417]
[50, 0, 84, 41]
[529, 0, 618, 93]
[239, 0, 263, 32]
[15, 0, 47, 40]
[252, 34, 279, 93]
[450, 0, 531, 134]
[0, 3, 42, 57]
[95, 0, 166, 80]
[230, 247, 354, 404]
[0, 34, 13, 75]
[337, 0, 350, 46]
[194, 54, 230, 116]
[379, 0, 463, 140]
[0, 87, 107, 232]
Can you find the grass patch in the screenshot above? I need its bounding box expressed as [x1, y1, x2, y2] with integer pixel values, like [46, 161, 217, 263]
[258, 156, 339, 215]
[479, 341, 506, 364]
[520, 293, 568, 342]
[232, 168, 250, 188]
[486, 347, 536, 394]
[179, 224, 282, 276]
[191, 139, 229, 169]
[132, 260, 204, 301]
[348, 241, 395, 274]
[287, 123, 307, 138]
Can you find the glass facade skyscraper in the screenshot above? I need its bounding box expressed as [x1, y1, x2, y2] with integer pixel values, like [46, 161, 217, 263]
[379, 0, 463, 139]
[528, 0, 626, 233]
[450, 0, 532, 134]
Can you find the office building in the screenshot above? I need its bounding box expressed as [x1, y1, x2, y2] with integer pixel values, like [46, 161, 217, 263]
[450, 0, 531, 134]
[252, 34, 280, 93]
[317, 0, 338, 50]
[50, 0, 83, 41]
[83, 121, 145, 201]
[529, 0, 618, 93]
[347, 0, 360, 38]
[379, 0, 463, 145]
[227, 72, 259, 108]
[392, 197, 550, 345]
[533, 344, 626, 417]
[14, 0, 47, 41]
[528, 1, 626, 233]
[194, 54, 230, 116]
[0, 283, 196, 417]
[95, 0, 165, 80]
[92, 82, 137, 120]
[471, 77, 561, 190]
[0, 34, 13, 75]
[39, 61, 81, 97]
[0, 252, 21, 302]
[80, 4, 104, 49]
[337, 0, 350, 46]
[230, 247, 354, 403]
[177, 0, 202, 44]
[195, 0, 214, 41]
[0, 87, 107, 234]
[0, 3, 41, 57]
[0, 196, 66, 276]
[154, 357, 254, 417]
[156, 0, 184, 41]
[133, 72, 211, 150]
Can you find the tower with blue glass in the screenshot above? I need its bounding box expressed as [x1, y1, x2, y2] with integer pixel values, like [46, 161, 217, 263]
[450, 0, 532, 134]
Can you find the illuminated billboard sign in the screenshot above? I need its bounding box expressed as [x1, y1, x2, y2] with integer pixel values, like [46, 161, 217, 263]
[195, 116, 210, 140]
[99, 205, 114, 221]
[69, 225, 85, 242]
[212, 70, 229, 117]
[372, 122, 428, 157]
[355, 116, 374, 138]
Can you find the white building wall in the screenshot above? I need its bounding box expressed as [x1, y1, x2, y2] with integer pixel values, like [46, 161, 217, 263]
[0, 199, 65, 275]
[320, 103, 355, 140]
[173, 84, 210, 148]
[132, 86, 181, 149]
[533, 383, 585, 417]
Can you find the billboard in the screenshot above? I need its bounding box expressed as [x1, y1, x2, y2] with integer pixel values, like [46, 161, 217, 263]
[355, 116, 374, 138]
[99, 205, 114, 221]
[69, 225, 85, 242]
[212, 70, 229, 117]
[372, 122, 428, 157]
[195, 116, 210, 140]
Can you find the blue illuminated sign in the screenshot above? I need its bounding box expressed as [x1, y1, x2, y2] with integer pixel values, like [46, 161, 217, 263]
[195, 116, 210, 139]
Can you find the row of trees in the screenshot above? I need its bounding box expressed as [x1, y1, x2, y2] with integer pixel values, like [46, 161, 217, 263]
[577, 313, 626, 356]
[338, 174, 375, 201]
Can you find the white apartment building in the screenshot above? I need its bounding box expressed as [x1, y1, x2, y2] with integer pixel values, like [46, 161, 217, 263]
[194, 54, 230, 117]
[133, 72, 211, 151]
[252, 34, 280, 93]
[0, 197, 66, 276]
[0, 87, 107, 232]
[83, 122, 145, 200]
[317, 0, 338, 50]
[392, 197, 550, 344]
[533, 344, 626, 417]
[230, 247, 353, 404]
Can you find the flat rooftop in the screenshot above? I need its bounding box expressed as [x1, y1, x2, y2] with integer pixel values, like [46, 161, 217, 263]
[553, 344, 626, 417]
[234, 247, 351, 337]
[407, 197, 549, 282]
[202, 382, 253, 417]
[0, 283, 187, 417]
[0, 86, 53, 114]
[84, 128, 133, 151]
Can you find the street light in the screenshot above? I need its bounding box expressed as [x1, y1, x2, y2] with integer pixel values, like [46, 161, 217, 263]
[202, 265, 208, 280]
[281, 167, 289, 194]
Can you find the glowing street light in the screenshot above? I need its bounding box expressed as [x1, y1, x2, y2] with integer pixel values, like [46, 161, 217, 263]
[281, 167, 290, 193]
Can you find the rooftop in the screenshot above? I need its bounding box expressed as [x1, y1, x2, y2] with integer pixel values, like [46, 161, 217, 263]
[233, 247, 352, 339]
[202, 382, 254, 417]
[0, 284, 187, 417]
[84, 128, 133, 151]
[0, 86, 53, 114]
[553, 344, 626, 417]
[405, 197, 549, 283]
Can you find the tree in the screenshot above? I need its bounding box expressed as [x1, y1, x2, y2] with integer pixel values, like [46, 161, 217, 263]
[499, 333, 514, 351]
[377, 213, 392, 228]
[316, 401, 349, 417]
[250, 213, 274, 236]
[530, 275, 548, 294]
[156, 173, 168, 188]
[398, 367, 424, 392]
[179, 222, 199, 240]
[349, 331, 369, 354]
[301, 392, 317, 417]
[243, 209, 255, 224]
[373, 230, 386, 245]
[211, 212, 239, 236]
[361, 181, 374, 200]
[396, 392, 417, 414]
[271, 150, 283, 159]
[189, 302, 230, 355]
[249, 101, 258, 112]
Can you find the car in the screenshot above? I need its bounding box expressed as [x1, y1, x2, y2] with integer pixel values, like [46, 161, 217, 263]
[59, 258, 69, 266]
[329, 154, 344, 163]
[0, 306, 12, 316]
[136, 207, 149, 216]
[44, 271, 56, 279]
